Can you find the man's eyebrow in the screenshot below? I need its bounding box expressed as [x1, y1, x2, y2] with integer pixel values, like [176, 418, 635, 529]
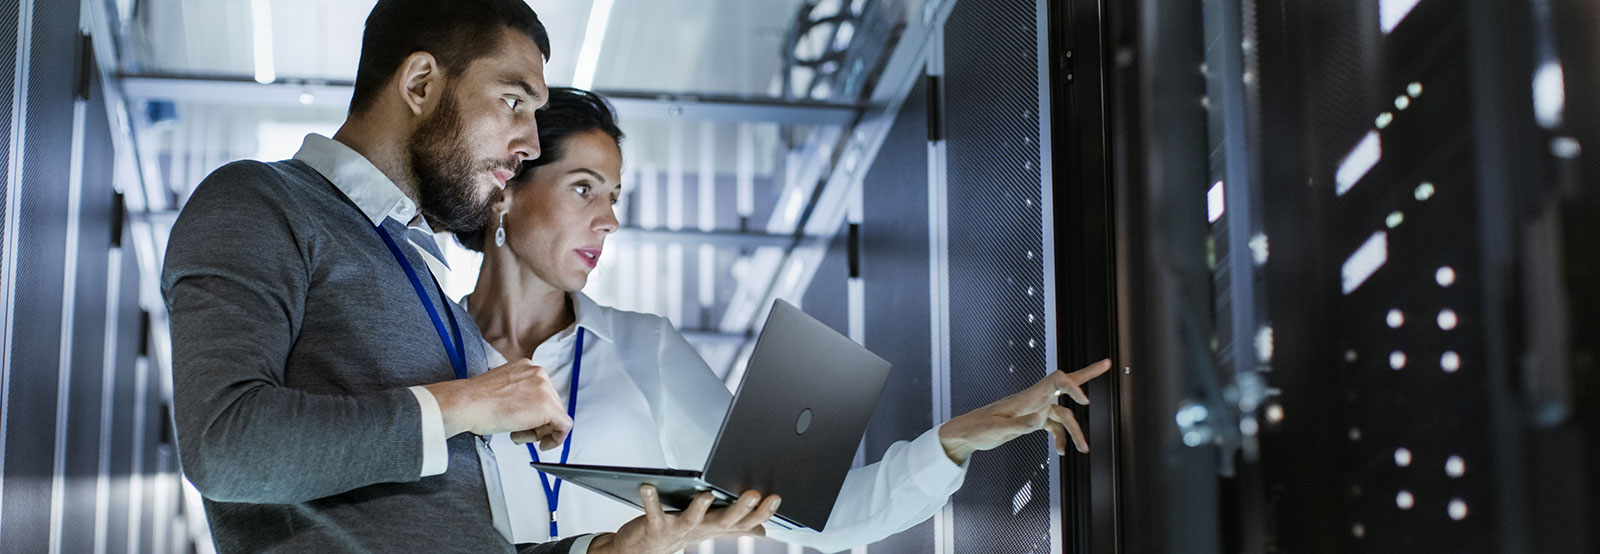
[498, 77, 543, 101]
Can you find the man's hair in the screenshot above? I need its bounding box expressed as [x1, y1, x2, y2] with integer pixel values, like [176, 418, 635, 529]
[457, 87, 625, 252]
[348, 0, 551, 115]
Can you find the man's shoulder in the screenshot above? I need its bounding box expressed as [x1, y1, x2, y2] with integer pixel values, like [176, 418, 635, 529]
[191, 159, 325, 200]
[179, 159, 349, 227]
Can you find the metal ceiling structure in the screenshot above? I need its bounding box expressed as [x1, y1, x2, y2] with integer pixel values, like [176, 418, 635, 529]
[104, 0, 934, 381]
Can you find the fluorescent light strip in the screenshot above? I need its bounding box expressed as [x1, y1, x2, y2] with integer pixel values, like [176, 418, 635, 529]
[92, 248, 121, 554]
[251, 0, 275, 84]
[1335, 131, 1381, 196]
[1341, 231, 1388, 294]
[570, 0, 616, 90]
[1380, 0, 1422, 34]
[698, 124, 716, 309]
[48, 96, 89, 554]
[736, 124, 755, 218]
[125, 357, 151, 554]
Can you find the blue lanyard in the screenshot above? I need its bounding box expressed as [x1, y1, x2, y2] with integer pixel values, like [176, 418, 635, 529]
[374, 222, 468, 380]
[529, 327, 584, 538]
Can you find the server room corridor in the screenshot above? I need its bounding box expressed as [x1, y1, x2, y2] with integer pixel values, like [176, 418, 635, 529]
[0, 0, 1597, 553]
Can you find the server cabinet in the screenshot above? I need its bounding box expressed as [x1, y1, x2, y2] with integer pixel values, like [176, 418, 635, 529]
[0, 2, 186, 551]
[1, 1, 88, 548]
[1075, 0, 1600, 552]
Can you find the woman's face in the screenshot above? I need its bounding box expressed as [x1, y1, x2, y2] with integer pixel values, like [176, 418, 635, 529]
[498, 129, 622, 292]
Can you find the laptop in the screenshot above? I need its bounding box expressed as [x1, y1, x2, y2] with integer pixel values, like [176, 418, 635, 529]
[530, 299, 893, 531]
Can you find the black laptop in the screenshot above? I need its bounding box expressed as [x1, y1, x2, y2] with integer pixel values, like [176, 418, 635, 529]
[530, 299, 893, 531]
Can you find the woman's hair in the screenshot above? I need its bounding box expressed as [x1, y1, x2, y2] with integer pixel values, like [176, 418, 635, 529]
[456, 87, 624, 251]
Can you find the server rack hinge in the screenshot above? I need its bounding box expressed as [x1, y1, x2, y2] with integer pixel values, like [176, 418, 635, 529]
[75, 33, 93, 101]
[847, 222, 861, 278]
[111, 192, 125, 248]
[139, 309, 151, 356]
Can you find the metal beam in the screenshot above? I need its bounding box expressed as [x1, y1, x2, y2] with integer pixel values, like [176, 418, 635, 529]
[611, 227, 795, 249]
[136, 210, 792, 249]
[116, 74, 861, 125]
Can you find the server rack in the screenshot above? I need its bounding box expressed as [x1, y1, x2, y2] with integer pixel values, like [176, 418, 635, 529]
[1056, 0, 1600, 552]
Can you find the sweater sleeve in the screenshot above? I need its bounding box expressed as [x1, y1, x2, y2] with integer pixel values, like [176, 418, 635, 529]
[161, 161, 426, 503]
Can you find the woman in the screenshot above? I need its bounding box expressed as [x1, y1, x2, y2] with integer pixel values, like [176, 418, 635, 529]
[458, 88, 1109, 553]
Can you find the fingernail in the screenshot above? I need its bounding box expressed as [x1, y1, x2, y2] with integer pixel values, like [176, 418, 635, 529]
[771, 498, 781, 510]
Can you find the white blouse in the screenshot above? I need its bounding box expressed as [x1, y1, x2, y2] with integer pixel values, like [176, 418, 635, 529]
[475, 292, 967, 553]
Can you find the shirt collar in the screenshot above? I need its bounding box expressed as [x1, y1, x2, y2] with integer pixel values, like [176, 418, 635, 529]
[458, 291, 616, 344]
[292, 133, 420, 226]
[570, 292, 615, 344]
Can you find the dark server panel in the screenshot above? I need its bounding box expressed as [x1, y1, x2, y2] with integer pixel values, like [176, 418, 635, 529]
[1318, 9, 1494, 552]
[859, 73, 935, 554]
[1, 1, 83, 549]
[944, 1, 1054, 553]
[1231, 0, 1598, 551]
[0, 4, 182, 550]
[58, 47, 118, 554]
[1, 0, 16, 232]
[1241, 2, 1509, 551]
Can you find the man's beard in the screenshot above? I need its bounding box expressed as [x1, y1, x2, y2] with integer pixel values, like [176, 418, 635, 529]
[406, 89, 511, 234]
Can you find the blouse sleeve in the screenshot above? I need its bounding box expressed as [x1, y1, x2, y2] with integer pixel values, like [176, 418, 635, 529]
[764, 425, 968, 552]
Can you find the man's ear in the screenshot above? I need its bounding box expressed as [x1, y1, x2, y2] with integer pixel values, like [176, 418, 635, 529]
[397, 52, 443, 117]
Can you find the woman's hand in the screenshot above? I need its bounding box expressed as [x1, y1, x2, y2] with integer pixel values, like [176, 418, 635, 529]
[937, 359, 1113, 464]
[586, 485, 781, 554]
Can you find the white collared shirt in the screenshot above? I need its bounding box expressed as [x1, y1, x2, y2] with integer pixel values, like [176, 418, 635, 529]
[480, 292, 969, 552]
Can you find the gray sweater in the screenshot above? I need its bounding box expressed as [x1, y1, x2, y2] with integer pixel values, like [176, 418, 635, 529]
[162, 159, 574, 553]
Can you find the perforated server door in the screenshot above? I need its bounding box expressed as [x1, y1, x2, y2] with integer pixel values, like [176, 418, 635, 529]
[942, 1, 1062, 553]
[0, 1, 83, 549]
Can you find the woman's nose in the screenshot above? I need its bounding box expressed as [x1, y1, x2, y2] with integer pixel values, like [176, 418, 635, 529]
[594, 208, 619, 234]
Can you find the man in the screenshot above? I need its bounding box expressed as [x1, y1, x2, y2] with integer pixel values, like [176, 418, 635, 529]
[162, 1, 585, 551]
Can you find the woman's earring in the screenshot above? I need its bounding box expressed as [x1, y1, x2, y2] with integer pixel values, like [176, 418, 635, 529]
[494, 212, 507, 247]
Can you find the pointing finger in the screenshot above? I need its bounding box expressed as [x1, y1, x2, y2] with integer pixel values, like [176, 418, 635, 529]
[1068, 359, 1113, 385]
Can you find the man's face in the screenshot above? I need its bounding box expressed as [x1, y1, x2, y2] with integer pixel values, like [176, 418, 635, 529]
[407, 26, 548, 234]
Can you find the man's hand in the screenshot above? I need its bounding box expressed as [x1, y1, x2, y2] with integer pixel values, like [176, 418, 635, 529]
[421, 358, 573, 450]
[586, 485, 780, 554]
[937, 359, 1113, 464]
